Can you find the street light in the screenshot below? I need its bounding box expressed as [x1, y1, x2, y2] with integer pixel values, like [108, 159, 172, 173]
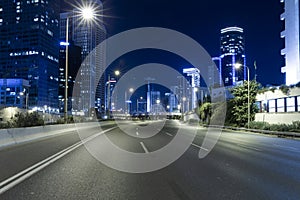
[81, 7, 95, 20]
[125, 87, 134, 115]
[114, 70, 120, 76]
[63, 6, 95, 123]
[107, 70, 120, 118]
[19, 90, 29, 111]
[235, 63, 250, 129]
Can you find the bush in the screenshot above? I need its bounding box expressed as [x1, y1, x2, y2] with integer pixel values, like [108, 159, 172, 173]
[289, 121, 300, 132]
[248, 121, 270, 130]
[11, 112, 44, 128]
[269, 124, 290, 132]
[56, 116, 74, 124]
[279, 85, 290, 95]
[248, 121, 300, 133]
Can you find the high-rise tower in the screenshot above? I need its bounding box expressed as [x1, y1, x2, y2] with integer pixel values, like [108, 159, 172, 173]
[220, 27, 246, 87]
[280, 0, 300, 85]
[60, 0, 106, 115]
[0, 0, 60, 109]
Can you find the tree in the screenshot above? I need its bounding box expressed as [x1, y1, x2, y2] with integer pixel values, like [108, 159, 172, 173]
[279, 84, 290, 95]
[199, 102, 212, 123]
[231, 81, 260, 127]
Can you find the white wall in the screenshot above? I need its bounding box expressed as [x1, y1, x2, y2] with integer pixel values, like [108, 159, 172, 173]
[255, 112, 300, 124]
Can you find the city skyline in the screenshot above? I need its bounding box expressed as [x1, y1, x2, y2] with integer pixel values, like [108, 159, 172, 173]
[99, 0, 285, 86]
[0, 0, 296, 113]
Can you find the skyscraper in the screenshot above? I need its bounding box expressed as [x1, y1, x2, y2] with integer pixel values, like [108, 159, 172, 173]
[280, 0, 300, 86]
[58, 41, 82, 113]
[208, 57, 222, 88]
[0, 0, 60, 109]
[60, 0, 106, 115]
[220, 26, 246, 87]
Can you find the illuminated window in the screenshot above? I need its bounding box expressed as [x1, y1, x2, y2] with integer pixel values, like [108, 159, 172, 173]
[298, 96, 300, 111]
[277, 98, 285, 112]
[268, 99, 276, 112]
[286, 97, 295, 112]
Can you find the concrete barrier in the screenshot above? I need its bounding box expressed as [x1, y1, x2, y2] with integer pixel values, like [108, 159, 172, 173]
[0, 129, 15, 147]
[0, 122, 110, 149]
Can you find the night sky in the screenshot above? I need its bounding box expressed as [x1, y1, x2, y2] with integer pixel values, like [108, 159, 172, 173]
[63, 0, 285, 86]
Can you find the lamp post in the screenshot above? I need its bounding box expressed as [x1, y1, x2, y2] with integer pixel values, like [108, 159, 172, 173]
[137, 96, 144, 114]
[64, 16, 69, 123]
[155, 99, 160, 119]
[107, 70, 120, 119]
[19, 89, 29, 111]
[62, 6, 95, 123]
[235, 63, 250, 129]
[125, 88, 134, 115]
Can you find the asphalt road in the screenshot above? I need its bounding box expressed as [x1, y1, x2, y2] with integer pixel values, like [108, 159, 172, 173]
[0, 120, 299, 199]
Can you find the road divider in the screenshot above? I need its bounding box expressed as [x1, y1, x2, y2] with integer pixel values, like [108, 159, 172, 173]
[0, 122, 113, 149]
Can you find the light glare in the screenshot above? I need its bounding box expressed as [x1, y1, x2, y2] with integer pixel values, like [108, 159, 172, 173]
[81, 7, 94, 20]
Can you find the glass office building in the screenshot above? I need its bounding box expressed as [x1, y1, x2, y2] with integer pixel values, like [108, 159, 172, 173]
[0, 0, 60, 109]
[220, 27, 246, 87]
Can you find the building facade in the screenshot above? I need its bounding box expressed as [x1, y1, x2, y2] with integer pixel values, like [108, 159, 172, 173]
[220, 27, 246, 87]
[183, 68, 200, 110]
[280, 0, 300, 85]
[60, 0, 106, 116]
[255, 87, 300, 124]
[208, 57, 222, 88]
[0, 0, 60, 109]
[58, 41, 82, 113]
[0, 79, 30, 109]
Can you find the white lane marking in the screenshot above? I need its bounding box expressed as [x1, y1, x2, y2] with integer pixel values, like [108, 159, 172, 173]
[237, 144, 261, 152]
[140, 142, 149, 153]
[136, 131, 139, 136]
[164, 132, 173, 137]
[0, 127, 117, 195]
[191, 143, 209, 151]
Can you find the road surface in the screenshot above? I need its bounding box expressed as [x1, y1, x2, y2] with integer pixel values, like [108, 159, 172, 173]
[0, 120, 299, 199]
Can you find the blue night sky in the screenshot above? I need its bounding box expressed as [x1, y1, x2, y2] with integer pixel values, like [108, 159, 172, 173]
[64, 0, 285, 86]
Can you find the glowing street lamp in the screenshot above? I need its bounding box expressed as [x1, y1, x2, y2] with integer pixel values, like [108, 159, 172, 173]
[107, 70, 120, 118]
[234, 63, 250, 129]
[125, 88, 134, 114]
[62, 6, 95, 123]
[81, 7, 95, 20]
[114, 70, 120, 76]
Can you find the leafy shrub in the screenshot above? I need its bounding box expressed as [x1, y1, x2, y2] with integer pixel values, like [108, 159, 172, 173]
[248, 121, 300, 133]
[11, 112, 44, 127]
[56, 116, 74, 124]
[248, 121, 270, 130]
[279, 85, 290, 95]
